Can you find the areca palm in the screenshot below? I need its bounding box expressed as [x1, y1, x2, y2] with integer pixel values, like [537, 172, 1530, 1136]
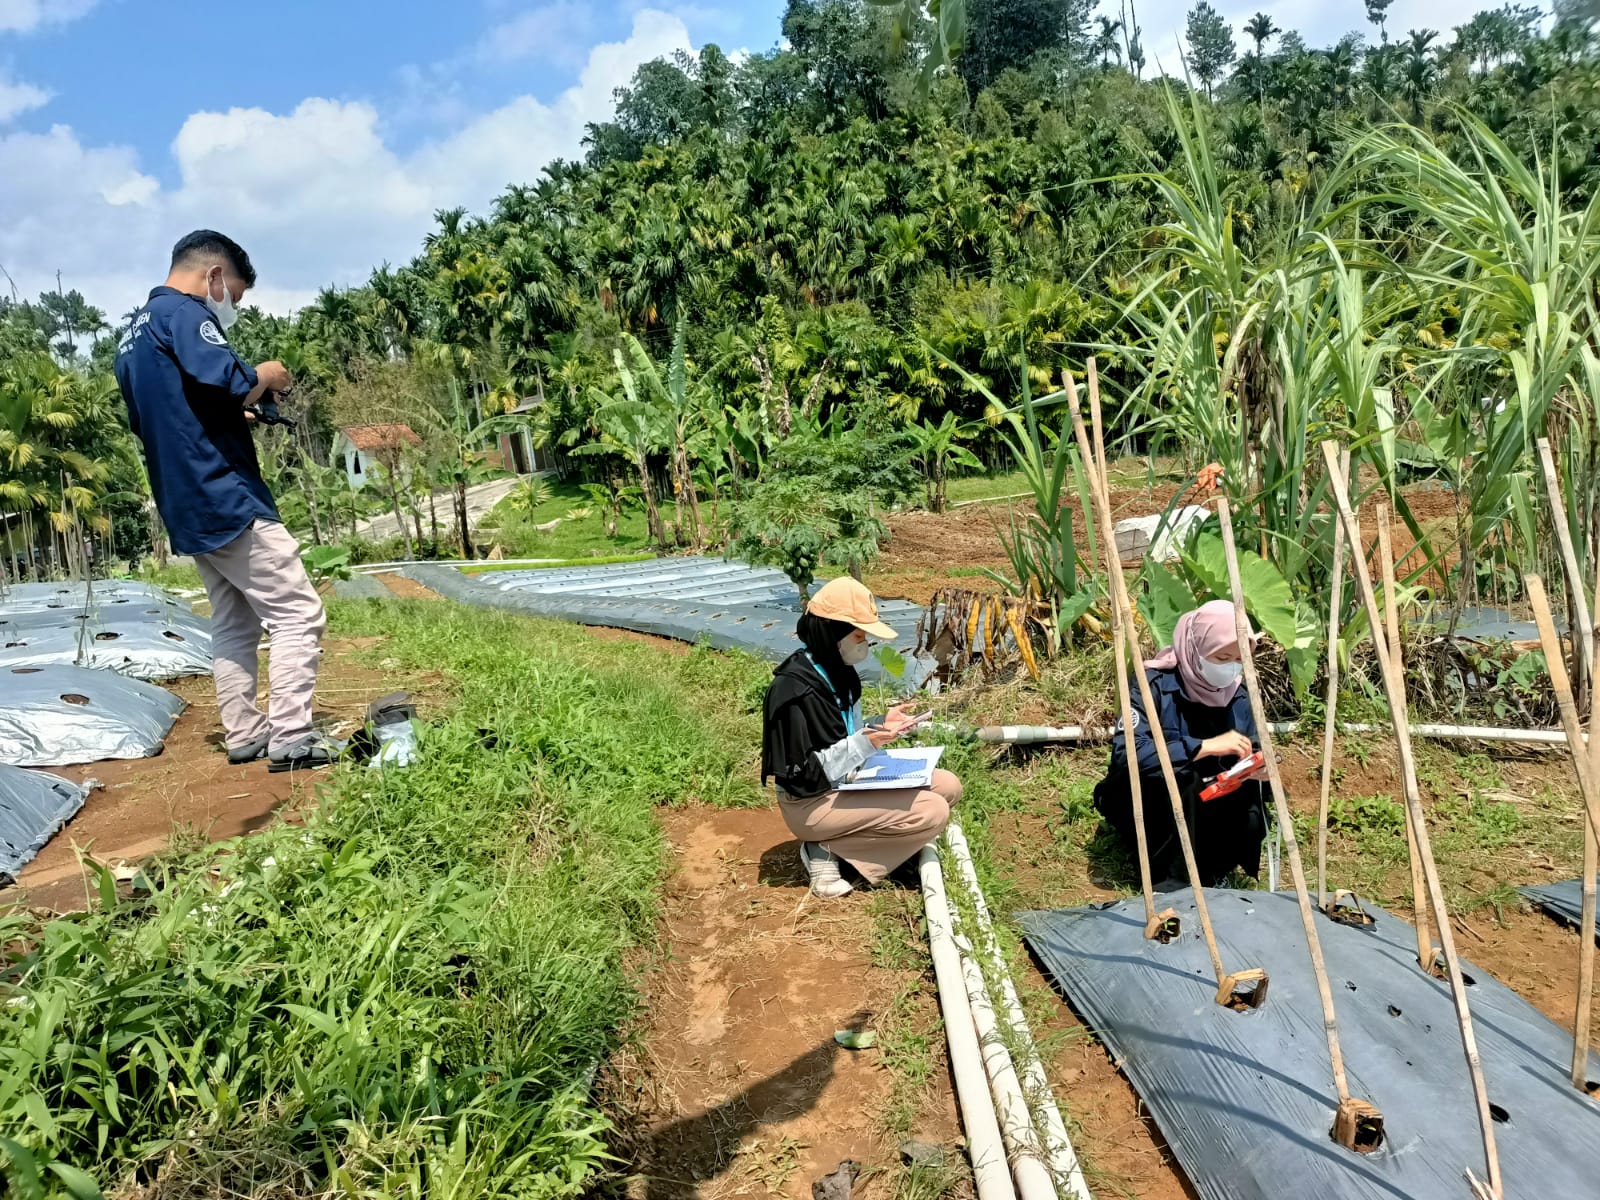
[0, 352, 116, 576]
[1244, 13, 1278, 113]
[1402, 29, 1441, 122]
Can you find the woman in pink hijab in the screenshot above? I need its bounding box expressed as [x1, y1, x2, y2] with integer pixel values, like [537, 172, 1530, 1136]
[1092, 600, 1269, 889]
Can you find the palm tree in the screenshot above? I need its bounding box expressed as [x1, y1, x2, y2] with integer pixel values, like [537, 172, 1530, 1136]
[1096, 16, 1124, 69]
[1402, 29, 1440, 123]
[1243, 13, 1278, 114]
[0, 352, 114, 577]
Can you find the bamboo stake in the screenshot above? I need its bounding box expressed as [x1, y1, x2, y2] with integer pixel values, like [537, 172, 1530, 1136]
[1536, 441, 1599, 1091]
[1377, 504, 1437, 971]
[1071, 364, 1261, 1006]
[1525, 575, 1600, 1091]
[1217, 498, 1383, 1150]
[1578, 558, 1600, 1092]
[1537, 437, 1595, 706]
[1317, 452, 1351, 910]
[1321, 441, 1503, 1198]
[1065, 374, 1170, 940]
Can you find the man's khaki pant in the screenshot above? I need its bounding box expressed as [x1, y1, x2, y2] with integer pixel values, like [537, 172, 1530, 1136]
[193, 520, 326, 755]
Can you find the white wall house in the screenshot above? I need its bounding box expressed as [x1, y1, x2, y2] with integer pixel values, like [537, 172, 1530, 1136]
[331, 424, 423, 490]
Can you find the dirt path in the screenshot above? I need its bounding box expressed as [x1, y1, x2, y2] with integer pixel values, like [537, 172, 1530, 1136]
[352, 476, 520, 541]
[610, 804, 963, 1199]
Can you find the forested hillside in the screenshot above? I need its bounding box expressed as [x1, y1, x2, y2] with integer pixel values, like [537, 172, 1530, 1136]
[4, 0, 1599, 595]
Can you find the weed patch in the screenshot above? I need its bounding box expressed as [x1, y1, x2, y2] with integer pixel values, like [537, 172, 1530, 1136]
[0, 599, 767, 1198]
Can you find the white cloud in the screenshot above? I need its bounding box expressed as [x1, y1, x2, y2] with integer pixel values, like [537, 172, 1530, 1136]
[0, 9, 692, 319]
[0, 71, 48, 122]
[475, 2, 597, 67]
[0, 0, 98, 34]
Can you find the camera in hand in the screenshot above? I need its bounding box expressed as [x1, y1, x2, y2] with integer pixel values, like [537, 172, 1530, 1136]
[251, 389, 297, 429]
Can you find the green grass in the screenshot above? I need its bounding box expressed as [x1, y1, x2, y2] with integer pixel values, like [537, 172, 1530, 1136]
[477, 479, 653, 560]
[131, 560, 203, 591]
[0, 598, 768, 1198]
[943, 457, 1178, 507]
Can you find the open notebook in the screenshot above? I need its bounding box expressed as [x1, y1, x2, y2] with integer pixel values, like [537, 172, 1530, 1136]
[839, 746, 944, 791]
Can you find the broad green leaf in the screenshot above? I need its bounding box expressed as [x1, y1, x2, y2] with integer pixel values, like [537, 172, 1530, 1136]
[1138, 564, 1197, 649]
[1179, 533, 1298, 653]
[873, 644, 906, 679]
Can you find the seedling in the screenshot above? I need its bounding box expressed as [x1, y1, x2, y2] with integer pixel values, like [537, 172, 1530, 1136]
[1145, 908, 1181, 943]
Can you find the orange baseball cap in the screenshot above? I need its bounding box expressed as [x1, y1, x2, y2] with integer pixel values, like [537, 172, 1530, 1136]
[807, 577, 897, 640]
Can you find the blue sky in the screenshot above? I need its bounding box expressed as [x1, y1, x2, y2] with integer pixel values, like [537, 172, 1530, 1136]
[0, 0, 1477, 318]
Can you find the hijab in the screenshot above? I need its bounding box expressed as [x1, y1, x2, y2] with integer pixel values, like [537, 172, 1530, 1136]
[796, 612, 863, 709]
[1145, 599, 1254, 707]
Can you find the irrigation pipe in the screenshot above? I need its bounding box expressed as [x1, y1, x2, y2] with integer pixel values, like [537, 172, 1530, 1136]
[351, 557, 570, 573]
[918, 845, 1018, 1200]
[973, 721, 1589, 747]
[945, 823, 1094, 1200]
[948, 886, 1057, 1199]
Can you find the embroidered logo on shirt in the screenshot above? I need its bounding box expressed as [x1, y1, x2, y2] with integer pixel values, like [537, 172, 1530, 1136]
[199, 320, 228, 346]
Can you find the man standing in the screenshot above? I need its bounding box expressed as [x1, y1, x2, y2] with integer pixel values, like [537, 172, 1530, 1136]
[115, 231, 339, 772]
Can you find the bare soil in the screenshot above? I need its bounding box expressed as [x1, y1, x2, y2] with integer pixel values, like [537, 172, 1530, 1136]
[373, 572, 443, 600]
[606, 805, 963, 1200]
[1, 636, 428, 914]
[870, 481, 1466, 606]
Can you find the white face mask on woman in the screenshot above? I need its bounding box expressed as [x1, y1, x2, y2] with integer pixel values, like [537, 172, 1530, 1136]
[838, 634, 870, 666]
[1196, 655, 1243, 689]
[205, 269, 239, 331]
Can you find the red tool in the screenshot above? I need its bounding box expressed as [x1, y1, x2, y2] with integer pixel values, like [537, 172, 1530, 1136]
[1200, 751, 1266, 801]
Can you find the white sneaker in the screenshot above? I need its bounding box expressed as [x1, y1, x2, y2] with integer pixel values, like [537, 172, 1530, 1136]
[799, 842, 853, 898]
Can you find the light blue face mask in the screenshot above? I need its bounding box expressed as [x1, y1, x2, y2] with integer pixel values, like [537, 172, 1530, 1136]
[1197, 656, 1243, 689]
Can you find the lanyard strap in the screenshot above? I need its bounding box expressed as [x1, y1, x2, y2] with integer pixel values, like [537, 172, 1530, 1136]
[804, 652, 856, 735]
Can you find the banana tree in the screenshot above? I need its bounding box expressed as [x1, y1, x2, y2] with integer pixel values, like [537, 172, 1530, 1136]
[615, 319, 707, 549]
[912, 411, 983, 512]
[571, 395, 669, 548]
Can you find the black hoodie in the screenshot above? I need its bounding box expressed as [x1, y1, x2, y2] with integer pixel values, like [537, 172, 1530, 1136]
[761, 649, 861, 799]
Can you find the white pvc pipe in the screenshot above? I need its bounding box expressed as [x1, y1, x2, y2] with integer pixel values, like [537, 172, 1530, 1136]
[351, 557, 568, 573]
[946, 823, 1094, 1200]
[951, 899, 1059, 1199]
[919, 846, 1018, 1200]
[976, 721, 1587, 748]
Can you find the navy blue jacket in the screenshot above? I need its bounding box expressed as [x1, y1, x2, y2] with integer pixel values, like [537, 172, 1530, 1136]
[1109, 666, 1259, 785]
[114, 287, 277, 555]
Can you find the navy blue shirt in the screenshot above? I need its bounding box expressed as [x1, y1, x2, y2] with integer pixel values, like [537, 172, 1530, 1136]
[114, 287, 278, 555]
[1110, 666, 1259, 784]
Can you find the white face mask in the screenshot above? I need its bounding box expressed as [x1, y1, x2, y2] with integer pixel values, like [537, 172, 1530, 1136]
[205, 269, 239, 331]
[838, 634, 870, 666]
[1197, 655, 1243, 689]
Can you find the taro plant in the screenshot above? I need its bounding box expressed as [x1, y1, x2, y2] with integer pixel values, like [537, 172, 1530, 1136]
[299, 543, 353, 589]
